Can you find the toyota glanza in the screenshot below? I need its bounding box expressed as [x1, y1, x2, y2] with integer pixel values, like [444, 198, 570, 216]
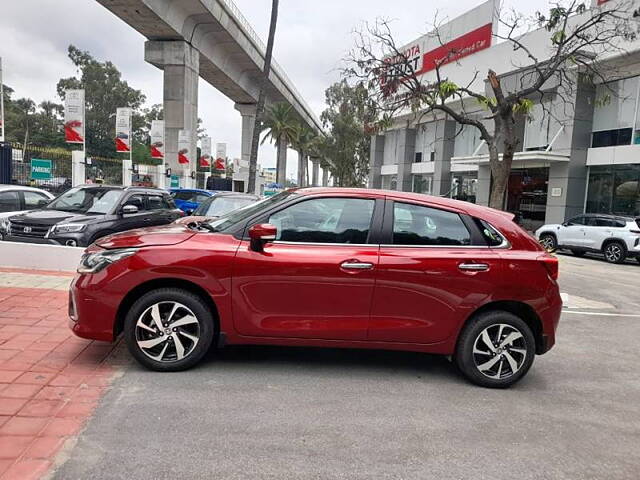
[69, 188, 561, 388]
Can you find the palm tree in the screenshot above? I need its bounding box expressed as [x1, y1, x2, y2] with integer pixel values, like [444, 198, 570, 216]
[261, 103, 297, 185]
[248, 0, 280, 193]
[293, 125, 316, 187]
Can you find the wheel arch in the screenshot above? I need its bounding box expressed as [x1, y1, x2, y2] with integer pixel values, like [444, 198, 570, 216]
[601, 237, 627, 251]
[538, 231, 558, 242]
[114, 278, 220, 339]
[458, 301, 545, 355]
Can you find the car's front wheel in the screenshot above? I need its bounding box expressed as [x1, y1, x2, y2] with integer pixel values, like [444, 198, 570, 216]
[455, 311, 536, 388]
[124, 288, 215, 371]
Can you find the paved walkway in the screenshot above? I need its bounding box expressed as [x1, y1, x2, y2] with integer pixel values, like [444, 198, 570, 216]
[0, 268, 123, 480]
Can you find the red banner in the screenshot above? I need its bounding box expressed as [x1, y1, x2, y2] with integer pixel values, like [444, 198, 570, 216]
[214, 157, 225, 171]
[421, 23, 493, 74]
[199, 154, 211, 168]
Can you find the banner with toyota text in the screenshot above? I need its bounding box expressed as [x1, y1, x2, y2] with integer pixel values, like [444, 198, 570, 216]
[150, 120, 165, 159]
[64, 89, 85, 144]
[115, 107, 132, 153]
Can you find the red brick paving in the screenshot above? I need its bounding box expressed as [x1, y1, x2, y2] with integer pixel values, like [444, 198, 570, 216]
[0, 273, 122, 480]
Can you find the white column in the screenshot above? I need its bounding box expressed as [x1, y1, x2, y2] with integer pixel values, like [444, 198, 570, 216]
[71, 150, 85, 187]
[311, 158, 320, 187]
[145, 41, 199, 187]
[156, 164, 166, 189]
[122, 159, 132, 187]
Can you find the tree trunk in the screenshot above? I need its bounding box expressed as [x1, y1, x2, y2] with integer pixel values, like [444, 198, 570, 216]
[247, 0, 279, 193]
[488, 112, 516, 211]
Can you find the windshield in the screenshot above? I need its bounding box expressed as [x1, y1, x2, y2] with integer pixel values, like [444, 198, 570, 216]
[46, 187, 123, 214]
[195, 196, 257, 217]
[206, 191, 298, 232]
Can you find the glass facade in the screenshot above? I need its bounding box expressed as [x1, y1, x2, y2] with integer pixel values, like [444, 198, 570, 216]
[506, 168, 549, 231]
[412, 174, 433, 194]
[381, 175, 397, 190]
[592, 76, 640, 147]
[586, 165, 640, 216]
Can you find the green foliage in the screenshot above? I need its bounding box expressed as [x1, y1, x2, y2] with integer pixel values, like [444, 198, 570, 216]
[318, 80, 377, 187]
[261, 103, 298, 147]
[513, 98, 534, 114]
[477, 95, 497, 110]
[57, 45, 147, 158]
[438, 81, 459, 99]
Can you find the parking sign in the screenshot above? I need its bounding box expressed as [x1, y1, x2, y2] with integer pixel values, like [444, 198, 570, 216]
[31, 158, 52, 180]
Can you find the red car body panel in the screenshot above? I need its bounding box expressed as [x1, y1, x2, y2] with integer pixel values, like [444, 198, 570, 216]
[69, 188, 561, 357]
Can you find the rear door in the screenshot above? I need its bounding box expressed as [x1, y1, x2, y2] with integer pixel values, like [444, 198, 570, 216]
[116, 193, 151, 232]
[368, 199, 502, 344]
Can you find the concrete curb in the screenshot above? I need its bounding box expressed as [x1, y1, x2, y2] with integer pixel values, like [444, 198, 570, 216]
[0, 242, 83, 272]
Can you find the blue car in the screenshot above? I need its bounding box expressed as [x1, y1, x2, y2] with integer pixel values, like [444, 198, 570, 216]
[169, 189, 216, 214]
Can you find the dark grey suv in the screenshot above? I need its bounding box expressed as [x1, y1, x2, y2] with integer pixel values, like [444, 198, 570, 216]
[5, 185, 183, 247]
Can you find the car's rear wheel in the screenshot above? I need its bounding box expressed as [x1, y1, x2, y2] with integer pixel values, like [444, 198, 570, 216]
[455, 311, 535, 388]
[603, 241, 627, 264]
[124, 288, 215, 371]
[539, 234, 557, 252]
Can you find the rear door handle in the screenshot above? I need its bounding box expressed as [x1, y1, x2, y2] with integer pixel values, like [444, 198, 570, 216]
[340, 261, 374, 270]
[458, 263, 490, 272]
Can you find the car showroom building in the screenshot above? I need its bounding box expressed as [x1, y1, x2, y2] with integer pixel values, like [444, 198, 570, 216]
[369, 0, 640, 230]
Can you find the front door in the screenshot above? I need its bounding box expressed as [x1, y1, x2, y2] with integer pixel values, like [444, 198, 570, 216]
[116, 193, 152, 232]
[557, 215, 587, 247]
[368, 200, 502, 344]
[232, 196, 380, 340]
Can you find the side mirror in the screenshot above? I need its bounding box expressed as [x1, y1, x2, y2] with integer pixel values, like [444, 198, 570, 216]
[37, 199, 49, 207]
[186, 209, 194, 215]
[562, 222, 569, 227]
[248, 223, 277, 252]
[121, 204, 139, 215]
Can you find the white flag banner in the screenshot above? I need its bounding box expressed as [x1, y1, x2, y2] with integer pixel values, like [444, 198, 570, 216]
[178, 130, 192, 165]
[200, 136, 212, 168]
[64, 89, 85, 144]
[150, 120, 164, 159]
[115, 107, 132, 153]
[215, 142, 227, 171]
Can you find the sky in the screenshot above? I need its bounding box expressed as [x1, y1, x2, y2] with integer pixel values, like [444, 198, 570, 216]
[0, 0, 548, 180]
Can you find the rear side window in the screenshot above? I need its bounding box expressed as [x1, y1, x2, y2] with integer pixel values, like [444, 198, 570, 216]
[474, 219, 506, 246]
[146, 195, 169, 210]
[392, 202, 471, 246]
[0, 191, 21, 212]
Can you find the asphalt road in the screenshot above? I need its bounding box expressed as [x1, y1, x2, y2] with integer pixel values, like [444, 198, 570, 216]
[50, 253, 640, 480]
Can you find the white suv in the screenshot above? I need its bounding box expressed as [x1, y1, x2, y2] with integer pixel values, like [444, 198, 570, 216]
[535, 214, 640, 264]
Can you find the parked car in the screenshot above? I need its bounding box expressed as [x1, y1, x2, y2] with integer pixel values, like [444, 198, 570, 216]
[169, 188, 216, 214]
[0, 185, 55, 240]
[535, 213, 640, 264]
[69, 187, 561, 388]
[5, 185, 183, 247]
[175, 192, 261, 227]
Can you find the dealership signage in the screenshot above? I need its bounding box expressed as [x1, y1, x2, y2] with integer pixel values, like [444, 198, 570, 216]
[31, 158, 52, 180]
[178, 130, 191, 165]
[200, 136, 212, 168]
[64, 89, 85, 144]
[215, 143, 227, 171]
[170, 174, 180, 188]
[115, 108, 132, 153]
[150, 120, 164, 159]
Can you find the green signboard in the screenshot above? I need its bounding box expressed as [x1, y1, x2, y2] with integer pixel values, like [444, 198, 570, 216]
[170, 175, 180, 188]
[31, 158, 52, 180]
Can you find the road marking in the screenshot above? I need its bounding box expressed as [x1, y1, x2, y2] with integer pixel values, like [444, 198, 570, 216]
[562, 311, 640, 317]
[559, 293, 614, 310]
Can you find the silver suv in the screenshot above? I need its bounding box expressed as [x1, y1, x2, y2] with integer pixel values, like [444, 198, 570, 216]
[535, 214, 640, 264]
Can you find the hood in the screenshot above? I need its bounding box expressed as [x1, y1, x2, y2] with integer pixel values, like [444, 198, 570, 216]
[96, 224, 197, 249]
[10, 209, 101, 226]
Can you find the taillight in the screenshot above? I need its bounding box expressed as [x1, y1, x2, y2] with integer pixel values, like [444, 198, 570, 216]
[537, 254, 559, 281]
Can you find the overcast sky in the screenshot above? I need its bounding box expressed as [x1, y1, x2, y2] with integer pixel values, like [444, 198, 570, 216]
[0, 0, 548, 180]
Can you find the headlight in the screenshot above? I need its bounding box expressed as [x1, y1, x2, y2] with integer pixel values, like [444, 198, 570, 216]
[51, 223, 87, 234]
[77, 248, 137, 274]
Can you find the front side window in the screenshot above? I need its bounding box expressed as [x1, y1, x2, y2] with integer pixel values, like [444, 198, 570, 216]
[268, 197, 375, 244]
[392, 202, 471, 246]
[0, 191, 20, 212]
[46, 187, 122, 214]
[566, 216, 586, 226]
[23, 191, 50, 209]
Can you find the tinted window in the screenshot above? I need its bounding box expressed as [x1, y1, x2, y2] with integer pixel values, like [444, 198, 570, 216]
[592, 128, 632, 148]
[124, 194, 146, 211]
[474, 218, 505, 247]
[268, 197, 375, 244]
[23, 191, 50, 209]
[566, 216, 586, 226]
[147, 195, 169, 210]
[195, 194, 210, 203]
[0, 191, 20, 212]
[393, 203, 471, 246]
[46, 187, 122, 214]
[172, 191, 196, 201]
[198, 196, 257, 217]
[594, 217, 615, 227]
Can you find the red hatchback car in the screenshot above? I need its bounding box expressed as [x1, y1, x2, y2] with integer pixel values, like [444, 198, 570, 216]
[69, 188, 561, 388]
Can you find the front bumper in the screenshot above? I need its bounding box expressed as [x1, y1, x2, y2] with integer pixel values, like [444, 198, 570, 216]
[68, 273, 120, 343]
[4, 232, 87, 247]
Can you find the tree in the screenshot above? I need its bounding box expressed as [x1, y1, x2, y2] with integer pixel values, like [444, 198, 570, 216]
[346, 1, 637, 208]
[261, 103, 298, 183]
[318, 80, 377, 187]
[292, 124, 317, 186]
[57, 45, 147, 158]
[248, 0, 280, 193]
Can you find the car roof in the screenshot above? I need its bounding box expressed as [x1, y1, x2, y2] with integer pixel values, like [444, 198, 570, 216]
[211, 192, 260, 199]
[575, 213, 637, 221]
[292, 187, 514, 220]
[169, 188, 214, 194]
[0, 184, 54, 195]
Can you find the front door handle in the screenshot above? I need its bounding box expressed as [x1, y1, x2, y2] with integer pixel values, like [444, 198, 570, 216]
[458, 262, 490, 272]
[340, 261, 374, 270]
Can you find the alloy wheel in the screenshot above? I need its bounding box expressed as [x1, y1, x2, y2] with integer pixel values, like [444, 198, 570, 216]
[472, 324, 528, 380]
[605, 244, 623, 263]
[539, 235, 556, 251]
[135, 301, 201, 363]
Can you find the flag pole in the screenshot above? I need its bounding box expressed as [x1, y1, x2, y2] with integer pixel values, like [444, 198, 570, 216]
[0, 57, 5, 142]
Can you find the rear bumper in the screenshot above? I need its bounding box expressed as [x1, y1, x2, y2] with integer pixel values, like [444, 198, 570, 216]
[536, 286, 563, 355]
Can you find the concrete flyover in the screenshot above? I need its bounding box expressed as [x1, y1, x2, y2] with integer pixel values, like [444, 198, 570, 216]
[96, 0, 323, 187]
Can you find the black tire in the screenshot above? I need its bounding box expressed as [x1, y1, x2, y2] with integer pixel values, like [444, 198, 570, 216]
[455, 310, 536, 388]
[124, 288, 216, 372]
[571, 250, 586, 257]
[539, 233, 557, 252]
[602, 241, 627, 264]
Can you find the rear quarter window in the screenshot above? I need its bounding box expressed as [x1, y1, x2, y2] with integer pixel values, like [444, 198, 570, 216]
[474, 218, 507, 247]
